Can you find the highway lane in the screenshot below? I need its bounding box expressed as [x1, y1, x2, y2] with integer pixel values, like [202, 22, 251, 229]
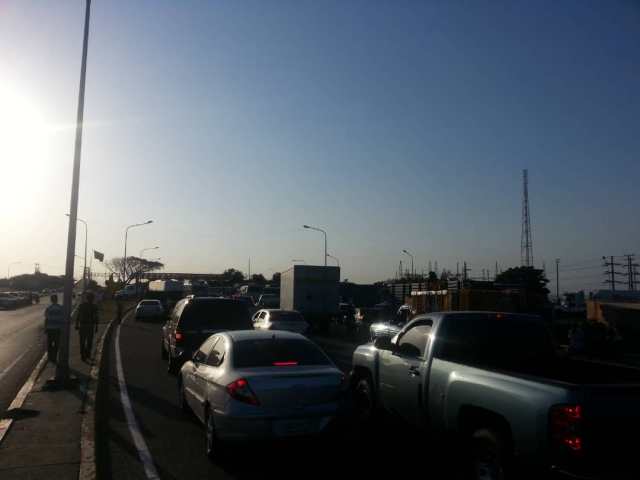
[0, 301, 48, 415]
[98, 317, 460, 480]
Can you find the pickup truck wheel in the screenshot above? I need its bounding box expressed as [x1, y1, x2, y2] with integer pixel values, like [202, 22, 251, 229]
[353, 376, 375, 423]
[470, 428, 507, 480]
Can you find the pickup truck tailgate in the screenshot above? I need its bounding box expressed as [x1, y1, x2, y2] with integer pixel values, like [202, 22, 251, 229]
[562, 385, 640, 478]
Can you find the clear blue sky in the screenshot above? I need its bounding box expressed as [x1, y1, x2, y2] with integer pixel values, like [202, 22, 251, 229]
[1, 0, 639, 293]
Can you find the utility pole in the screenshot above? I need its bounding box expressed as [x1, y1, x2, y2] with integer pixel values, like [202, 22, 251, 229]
[555, 259, 560, 304]
[603, 256, 623, 292]
[463, 262, 469, 281]
[521, 169, 534, 267]
[495, 261, 498, 280]
[622, 254, 639, 291]
[456, 262, 460, 278]
[57, 0, 92, 385]
[248, 257, 251, 280]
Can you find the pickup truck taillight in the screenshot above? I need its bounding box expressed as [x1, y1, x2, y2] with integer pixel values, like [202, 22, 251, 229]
[174, 331, 184, 343]
[549, 404, 583, 454]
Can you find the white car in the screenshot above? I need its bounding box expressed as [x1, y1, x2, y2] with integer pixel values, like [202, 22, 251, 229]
[178, 330, 346, 460]
[252, 309, 309, 334]
[134, 299, 164, 320]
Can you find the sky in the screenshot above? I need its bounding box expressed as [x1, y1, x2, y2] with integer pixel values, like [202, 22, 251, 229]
[1, 0, 639, 294]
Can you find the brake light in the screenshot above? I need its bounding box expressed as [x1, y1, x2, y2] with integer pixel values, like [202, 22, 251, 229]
[550, 404, 583, 453]
[273, 361, 298, 366]
[226, 378, 259, 406]
[175, 332, 183, 342]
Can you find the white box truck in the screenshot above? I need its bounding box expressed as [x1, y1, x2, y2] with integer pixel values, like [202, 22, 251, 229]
[280, 265, 340, 331]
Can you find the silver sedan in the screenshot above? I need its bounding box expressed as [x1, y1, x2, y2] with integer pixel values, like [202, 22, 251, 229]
[178, 330, 346, 460]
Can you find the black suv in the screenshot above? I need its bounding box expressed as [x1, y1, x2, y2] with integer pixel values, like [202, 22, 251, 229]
[161, 296, 252, 373]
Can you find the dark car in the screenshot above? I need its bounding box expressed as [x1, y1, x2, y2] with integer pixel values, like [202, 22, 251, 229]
[161, 296, 252, 373]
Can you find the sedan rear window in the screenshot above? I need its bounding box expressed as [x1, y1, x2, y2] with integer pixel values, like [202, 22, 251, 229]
[233, 339, 331, 368]
[180, 300, 251, 331]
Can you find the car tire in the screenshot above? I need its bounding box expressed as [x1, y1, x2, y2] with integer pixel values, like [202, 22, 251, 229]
[469, 428, 508, 480]
[352, 375, 376, 425]
[205, 408, 226, 462]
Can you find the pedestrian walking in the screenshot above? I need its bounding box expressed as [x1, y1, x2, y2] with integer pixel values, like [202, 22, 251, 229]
[44, 294, 64, 362]
[75, 292, 99, 362]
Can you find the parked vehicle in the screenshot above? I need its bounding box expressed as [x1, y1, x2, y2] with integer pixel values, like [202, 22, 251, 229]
[0, 292, 19, 309]
[115, 284, 138, 300]
[252, 309, 309, 334]
[350, 311, 640, 479]
[178, 330, 346, 460]
[162, 296, 252, 373]
[135, 299, 164, 320]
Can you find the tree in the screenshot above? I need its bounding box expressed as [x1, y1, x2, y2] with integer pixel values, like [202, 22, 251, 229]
[106, 256, 164, 285]
[222, 268, 245, 285]
[250, 273, 266, 284]
[495, 266, 549, 294]
[271, 272, 281, 285]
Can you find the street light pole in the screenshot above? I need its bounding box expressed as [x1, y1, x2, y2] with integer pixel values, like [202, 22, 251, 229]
[57, 0, 91, 384]
[66, 214, 88, 291]
[555, 258, 560, 304]
[123, 221, 153, 283]
[402, 249, 414, 278]
[303, 224, 327, 266]
[327, 254, 340, 267]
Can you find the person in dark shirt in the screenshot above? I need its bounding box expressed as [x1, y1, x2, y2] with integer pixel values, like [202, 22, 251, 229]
[75, 292, 98, 362]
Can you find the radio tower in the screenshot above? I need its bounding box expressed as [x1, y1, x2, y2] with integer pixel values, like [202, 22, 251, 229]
[521, 169, 533, 267]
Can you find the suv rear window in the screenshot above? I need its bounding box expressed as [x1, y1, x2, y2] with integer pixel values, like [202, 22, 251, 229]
[233, 338, 331, 368]
[179, 300, 251, 331]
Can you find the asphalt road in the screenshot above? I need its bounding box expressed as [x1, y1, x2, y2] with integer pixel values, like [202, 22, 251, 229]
[0, 301, 48, 416]
[98, 315, 462, 480]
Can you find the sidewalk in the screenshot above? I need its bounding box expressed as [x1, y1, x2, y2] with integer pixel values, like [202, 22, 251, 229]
[0, 304, 116, 479]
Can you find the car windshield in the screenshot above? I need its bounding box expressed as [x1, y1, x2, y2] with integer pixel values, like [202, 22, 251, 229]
[233, 338, 331, 368]
[180, 301, 251, 330]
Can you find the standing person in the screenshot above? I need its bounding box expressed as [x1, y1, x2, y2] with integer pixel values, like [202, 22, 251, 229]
[75, 292, 99, 362]
[44, 294, 64, 362]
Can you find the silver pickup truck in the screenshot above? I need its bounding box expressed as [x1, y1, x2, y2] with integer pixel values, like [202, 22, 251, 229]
[350, 311, 640, 480]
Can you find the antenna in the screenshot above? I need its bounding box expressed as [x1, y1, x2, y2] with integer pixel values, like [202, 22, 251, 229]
[521, 169, 533, 267]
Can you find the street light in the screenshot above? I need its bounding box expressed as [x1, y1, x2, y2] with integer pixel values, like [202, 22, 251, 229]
[57, 0, 92, 385]
[66, 214, 88, 291]
[303, 224, 327, 266]
[140, 246, 159, 257]
[327, 253, 340, 267]
[402, 249, 414, 278]
[123, 220, 153, 282]
[7, 261, 21, 280]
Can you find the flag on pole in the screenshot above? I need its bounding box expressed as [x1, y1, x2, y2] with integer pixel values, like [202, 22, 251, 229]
[94, 250, 104, 262]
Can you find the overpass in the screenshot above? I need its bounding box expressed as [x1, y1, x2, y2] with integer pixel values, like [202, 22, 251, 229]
[141, 272, 226, 282]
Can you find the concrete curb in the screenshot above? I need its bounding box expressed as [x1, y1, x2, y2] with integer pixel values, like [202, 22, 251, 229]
[78, 306, 134, 480]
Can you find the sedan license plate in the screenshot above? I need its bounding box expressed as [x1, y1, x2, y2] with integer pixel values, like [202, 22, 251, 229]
[274, 419, 314, 436]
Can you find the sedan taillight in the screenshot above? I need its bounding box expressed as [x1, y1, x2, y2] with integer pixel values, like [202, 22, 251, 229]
[226, 378, 260, 406]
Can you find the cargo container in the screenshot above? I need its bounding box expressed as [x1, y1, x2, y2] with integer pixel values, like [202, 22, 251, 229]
[279, 265, 340, 331]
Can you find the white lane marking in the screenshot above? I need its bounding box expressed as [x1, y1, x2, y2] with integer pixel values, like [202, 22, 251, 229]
[0, 348, 32, 382]
[115, 319, 160, 479]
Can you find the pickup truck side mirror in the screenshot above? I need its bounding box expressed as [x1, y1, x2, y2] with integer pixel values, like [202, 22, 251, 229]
[374, 336, 393, 350]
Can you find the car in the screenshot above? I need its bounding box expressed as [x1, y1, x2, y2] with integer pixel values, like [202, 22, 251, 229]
[351, 312, 640, 479]
[135, 299, 164, 320]
[178, 330, 346, 460]
[252, 309, 310, 334]
[162, 296, 253, 373]
[0, 292, 19, 310]
[256, 294, 279, 309]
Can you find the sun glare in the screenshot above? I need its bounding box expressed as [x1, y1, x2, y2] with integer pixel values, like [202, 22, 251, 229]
[0, 85, 50, 214]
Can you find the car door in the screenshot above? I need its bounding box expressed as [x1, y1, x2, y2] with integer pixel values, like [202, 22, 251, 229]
[185, 336, 219, 421]
[198, 336, 228, 414]
[378, 322, 433, 424]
